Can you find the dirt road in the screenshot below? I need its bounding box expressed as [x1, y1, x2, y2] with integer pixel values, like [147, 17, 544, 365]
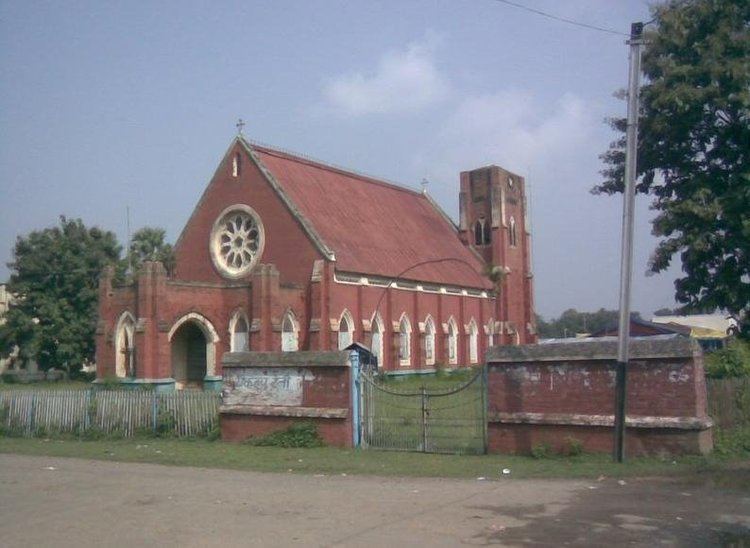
[0, 454, 748, 547]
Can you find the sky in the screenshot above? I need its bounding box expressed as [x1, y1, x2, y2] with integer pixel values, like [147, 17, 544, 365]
[0, 0, 682, 320]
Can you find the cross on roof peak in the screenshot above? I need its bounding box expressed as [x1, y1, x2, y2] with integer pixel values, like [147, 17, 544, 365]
[236, 118, 246, 136]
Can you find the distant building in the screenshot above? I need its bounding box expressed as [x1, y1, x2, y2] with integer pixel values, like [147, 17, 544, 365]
[588, 314, 733, 352]
[0, 284, 39, 375]
[591, 316, 691, 339]
[95, 135, 536, 390]
[0, 284, 9, 373]
[651, 314, 737, 351]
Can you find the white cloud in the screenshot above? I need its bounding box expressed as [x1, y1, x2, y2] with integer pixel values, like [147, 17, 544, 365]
[323, 34, 449, 116]
[428, 90, 597, 179]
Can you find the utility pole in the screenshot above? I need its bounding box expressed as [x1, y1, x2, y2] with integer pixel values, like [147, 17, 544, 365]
[614, 22, 644, 463]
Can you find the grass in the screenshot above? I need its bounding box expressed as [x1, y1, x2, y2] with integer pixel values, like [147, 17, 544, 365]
[366, 368, 486, 454]
[379, 368, 477, 392]
[0, 436, 744, 481]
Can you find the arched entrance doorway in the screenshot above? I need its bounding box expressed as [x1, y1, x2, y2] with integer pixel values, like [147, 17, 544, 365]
[168, 313, 219, 390]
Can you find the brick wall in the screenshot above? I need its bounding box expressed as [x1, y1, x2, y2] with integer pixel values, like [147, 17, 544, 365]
[486, 338, 713, 456]
[219, 351, 353, 447]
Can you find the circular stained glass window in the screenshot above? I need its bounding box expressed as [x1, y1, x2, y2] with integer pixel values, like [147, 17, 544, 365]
[210, 205, 264, 279]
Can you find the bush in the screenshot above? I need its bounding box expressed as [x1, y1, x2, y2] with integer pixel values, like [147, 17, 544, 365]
[206, 424, 221, 441]
[155, 408, 176, 437]
[713, 427, 750, 456]
[1, 372, 19, 384]
[71, 370, 96, 383]
[531, 442, 553, 459]
[245, 422, 325, 448]
[564, 436, 584, 457]
[706, 340, 750, 379]
[96, 375, 124, 390]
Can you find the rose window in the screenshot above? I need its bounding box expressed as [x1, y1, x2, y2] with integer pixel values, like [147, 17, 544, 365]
[210, 205, 264, 278]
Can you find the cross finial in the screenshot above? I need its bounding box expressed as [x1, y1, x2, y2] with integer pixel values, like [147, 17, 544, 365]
[421, 178, 429, 194]
[236, 118, 246, 135]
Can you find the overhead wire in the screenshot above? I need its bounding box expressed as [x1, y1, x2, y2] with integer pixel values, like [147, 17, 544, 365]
[486, 0, 631, 37]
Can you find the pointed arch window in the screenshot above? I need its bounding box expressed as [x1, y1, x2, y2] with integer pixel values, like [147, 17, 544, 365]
[469, 319, 479, 364]
[398, 315, 411, 366]
[281, 311, 299, 352]
[474, 218, 491, 246]
[447, 318, 458, 365]
[232, 153, 241, 177]
[486, 318, 495, 348]
[230, 312, 249, 352]
[371, 314, 384, 364]
[338, 311, 354, 350]
[509, 216, 518, 247]
[474, 220, 483, 246]
[115, 312, 136, 378]
[424, 316, 436, 366]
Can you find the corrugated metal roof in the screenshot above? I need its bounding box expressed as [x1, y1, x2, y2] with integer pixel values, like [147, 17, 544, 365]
[252, 145, 491, 289]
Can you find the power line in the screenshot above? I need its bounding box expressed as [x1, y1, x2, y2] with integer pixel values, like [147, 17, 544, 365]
[487, 0, 630, 37]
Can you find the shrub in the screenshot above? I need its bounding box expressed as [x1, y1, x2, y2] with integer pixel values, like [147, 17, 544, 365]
[71, 370, 96, 383]
[434, 362, 449, 378]
[564, 436, 584, 457]
[531, 442, 553, 459]
[205, 424, 221, 441]
[245, 422, 325, 448]
[96, 375, 124, 390]
[155, 408, 176, 437]
[706, 340, 750, 379]
[713, 427, 750, 456]
[1, 372, 19, 384]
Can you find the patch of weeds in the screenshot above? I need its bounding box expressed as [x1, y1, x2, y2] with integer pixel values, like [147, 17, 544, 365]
[77, 426, 108, 441]
[564, 436, 584, 457]
[531, 442, 553, 459]
[155, 408, 176, 437]
[134, 426, 156, 438]
[245, 422, 325, 448]
[205, 424, 221, 441]
[0, 372, 19, 384]
[70, 370, 96, 383]
[713, 427, 750, 457]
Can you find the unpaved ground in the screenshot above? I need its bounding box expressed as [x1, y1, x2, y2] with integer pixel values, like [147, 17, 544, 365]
[0, 454, 748, 547]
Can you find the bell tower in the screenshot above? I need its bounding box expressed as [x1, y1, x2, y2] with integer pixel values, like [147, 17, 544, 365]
[458, 165, 536, 344]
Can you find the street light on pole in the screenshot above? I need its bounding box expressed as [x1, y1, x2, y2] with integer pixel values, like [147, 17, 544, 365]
[613, 22, 645, 463]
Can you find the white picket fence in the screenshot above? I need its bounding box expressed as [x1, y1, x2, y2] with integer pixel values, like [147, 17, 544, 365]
[0, 390, 220, 438]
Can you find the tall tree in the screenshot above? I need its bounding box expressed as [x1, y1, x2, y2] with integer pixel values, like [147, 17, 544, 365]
[536, 308, 638, 339]
[127, 227, 175, 275]
[0, 217, 122, 373]
[594, 0, 750, 337]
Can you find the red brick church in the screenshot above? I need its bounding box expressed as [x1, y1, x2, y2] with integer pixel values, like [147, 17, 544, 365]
[95, 135, 536, 390]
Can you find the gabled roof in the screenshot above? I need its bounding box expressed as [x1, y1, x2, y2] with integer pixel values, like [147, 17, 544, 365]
[242, 138, 491, 290]
[591, 316, 691, 338]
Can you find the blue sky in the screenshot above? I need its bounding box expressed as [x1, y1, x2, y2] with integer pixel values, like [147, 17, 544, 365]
[0, 0, 680, 319]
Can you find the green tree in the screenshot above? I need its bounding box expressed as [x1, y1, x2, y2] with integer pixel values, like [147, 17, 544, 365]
[594, 0, 750, 337]
[0, 217, 122, 373]
[536, 308, 640, 339]
[127, 227, 175, 275]
[653, 307, 680, 317]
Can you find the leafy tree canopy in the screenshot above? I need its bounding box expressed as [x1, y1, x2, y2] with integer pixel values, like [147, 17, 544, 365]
[0, 217, 122, 372]
[536, 308, 641, 339]
[594, 0, 750, 337]
[127, 227, 175, 275]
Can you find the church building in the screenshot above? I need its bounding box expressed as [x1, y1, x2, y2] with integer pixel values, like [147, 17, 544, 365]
[95, 135, 536, 390]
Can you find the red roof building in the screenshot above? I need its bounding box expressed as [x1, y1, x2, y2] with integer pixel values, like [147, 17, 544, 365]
[96, 136, 536, 389]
